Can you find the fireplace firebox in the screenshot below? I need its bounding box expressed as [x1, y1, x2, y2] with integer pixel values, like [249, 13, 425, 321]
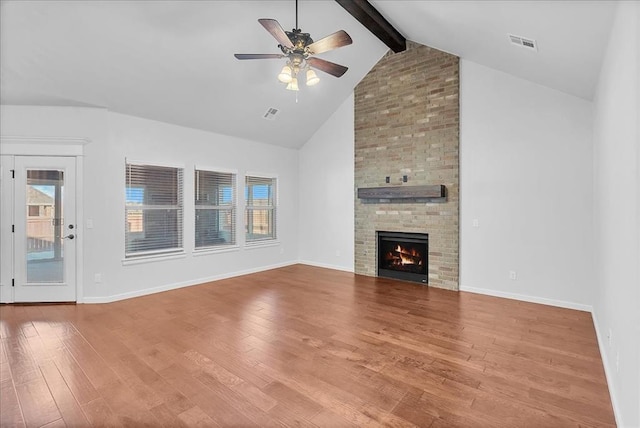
[377, 231, 428, 284]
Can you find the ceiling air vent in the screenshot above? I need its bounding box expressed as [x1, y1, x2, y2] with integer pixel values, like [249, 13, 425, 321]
[508, 34, 538, 52]
[262, 107, 280, 121]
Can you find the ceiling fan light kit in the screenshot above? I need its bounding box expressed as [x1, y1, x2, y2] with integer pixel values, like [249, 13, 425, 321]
[278, 65, 293, 83]
[306, 69, 320, 86]
[234, 0, 352, 92]
[286, 77, 299, 91]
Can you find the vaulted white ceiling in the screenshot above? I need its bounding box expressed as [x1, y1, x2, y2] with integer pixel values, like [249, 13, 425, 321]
[0, 1, 617, 148]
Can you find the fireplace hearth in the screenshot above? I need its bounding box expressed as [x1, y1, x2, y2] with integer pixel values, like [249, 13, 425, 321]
[377, 231, 428, 284]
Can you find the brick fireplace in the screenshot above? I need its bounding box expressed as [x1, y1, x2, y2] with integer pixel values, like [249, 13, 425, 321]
[354, 41, 459, 290]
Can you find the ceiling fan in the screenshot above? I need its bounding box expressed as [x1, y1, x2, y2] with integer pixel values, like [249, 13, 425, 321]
[234, 0, 352, 91]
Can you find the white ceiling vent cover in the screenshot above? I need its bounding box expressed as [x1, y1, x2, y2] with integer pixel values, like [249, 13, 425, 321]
[263, 107, 281, 121]
[508, 34, 538, 52]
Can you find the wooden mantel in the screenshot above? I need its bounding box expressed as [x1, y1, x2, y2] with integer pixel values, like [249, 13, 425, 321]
[357, 185, 446, 201]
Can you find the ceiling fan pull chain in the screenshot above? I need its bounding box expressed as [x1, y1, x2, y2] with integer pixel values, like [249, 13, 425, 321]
[295, 0, 298, 30]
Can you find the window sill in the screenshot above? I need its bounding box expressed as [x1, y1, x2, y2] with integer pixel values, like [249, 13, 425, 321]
[244, 240, 280, 249]
[193, 245, 240, 256]
[122, 251, 187, 266]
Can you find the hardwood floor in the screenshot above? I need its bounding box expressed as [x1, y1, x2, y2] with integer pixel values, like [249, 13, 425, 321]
[0, 265, 615, 427]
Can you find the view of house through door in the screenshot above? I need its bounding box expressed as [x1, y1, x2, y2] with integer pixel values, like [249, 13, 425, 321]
[11, 156, 77, 302]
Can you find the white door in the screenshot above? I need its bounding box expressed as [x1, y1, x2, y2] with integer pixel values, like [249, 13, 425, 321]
[13, 156, 77, 302]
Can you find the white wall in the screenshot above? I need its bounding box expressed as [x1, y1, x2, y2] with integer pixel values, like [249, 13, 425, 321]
[459, 60, 595, 310]
[592, 1, 640, 426]
[1, 106, 299, 302]
[298, 94, 355, 271]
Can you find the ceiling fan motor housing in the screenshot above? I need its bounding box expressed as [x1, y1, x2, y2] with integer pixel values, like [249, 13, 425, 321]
[281, 30, 313, 56]
[279, 30, 314, 71]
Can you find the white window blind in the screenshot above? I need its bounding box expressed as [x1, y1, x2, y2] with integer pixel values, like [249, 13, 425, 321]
[245, 175, 277, 242]
[195, 169, 236, 249]
[125, 162, 184, 258]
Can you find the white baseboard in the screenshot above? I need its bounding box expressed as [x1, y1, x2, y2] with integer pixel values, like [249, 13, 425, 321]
[590, 311, 622, 428]
[459, 285, 593, 312]
[81, 261, 298, 304]
[297, 260, 354, 273]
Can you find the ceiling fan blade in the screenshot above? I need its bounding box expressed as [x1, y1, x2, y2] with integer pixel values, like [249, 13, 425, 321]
[258, 18, 294, 49]
[306, 30, 352, 55]
[307, 57, 348, 78]
[234, 54, 285, 60]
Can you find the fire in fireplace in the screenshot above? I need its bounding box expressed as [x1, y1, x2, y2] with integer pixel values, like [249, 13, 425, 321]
[377, 231, 428, 284]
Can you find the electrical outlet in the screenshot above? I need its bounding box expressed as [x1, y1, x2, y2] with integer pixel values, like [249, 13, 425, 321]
[472, 219, 479, 228]
[509, 271, 517, 280]
[94, 273, 102, 284]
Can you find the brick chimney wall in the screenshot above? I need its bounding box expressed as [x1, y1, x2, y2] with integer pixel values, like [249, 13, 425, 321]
[354, 41, 460, 290]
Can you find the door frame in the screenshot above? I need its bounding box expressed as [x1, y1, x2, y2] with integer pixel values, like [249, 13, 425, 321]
[14, 156, 77, 302]
[0, 136, 87, 303]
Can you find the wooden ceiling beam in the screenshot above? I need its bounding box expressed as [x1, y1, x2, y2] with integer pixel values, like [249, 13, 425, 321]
[335, 0, 406, 53]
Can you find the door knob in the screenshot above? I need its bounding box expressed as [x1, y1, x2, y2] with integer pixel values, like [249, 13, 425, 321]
[63, 234, 75, 240]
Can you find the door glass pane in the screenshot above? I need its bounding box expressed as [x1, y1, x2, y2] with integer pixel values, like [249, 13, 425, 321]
[26, 170, 64, 283]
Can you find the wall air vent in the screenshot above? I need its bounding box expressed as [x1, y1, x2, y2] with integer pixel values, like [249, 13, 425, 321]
[508, 34, 538, 52]
[262, 107, 280, 121]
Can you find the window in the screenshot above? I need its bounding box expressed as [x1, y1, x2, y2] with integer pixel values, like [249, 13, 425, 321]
[245, 175, 276, 242]
[195, 169, 236, 249]
[125, 162, 183, 258]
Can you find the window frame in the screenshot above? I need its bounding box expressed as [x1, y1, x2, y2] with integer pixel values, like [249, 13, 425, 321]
[194, 166, 238, 251]
[124, 159, 185, 260]
[244, 173, 278, 245]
